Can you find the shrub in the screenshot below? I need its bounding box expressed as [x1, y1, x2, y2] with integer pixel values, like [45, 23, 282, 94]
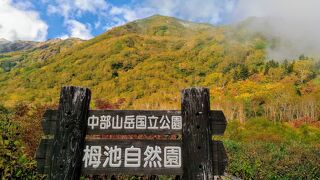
[221, 119, 320, 179]
[0, 109, 42, 179]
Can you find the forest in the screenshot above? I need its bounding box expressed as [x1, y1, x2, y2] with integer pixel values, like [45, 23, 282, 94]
[0, 15, 319, 179]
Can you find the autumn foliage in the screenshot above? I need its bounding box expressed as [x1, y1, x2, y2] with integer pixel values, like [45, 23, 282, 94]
[0, 15, 319, 179]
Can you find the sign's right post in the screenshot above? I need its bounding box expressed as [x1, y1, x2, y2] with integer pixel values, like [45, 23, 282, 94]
[181, 87, 214, 180]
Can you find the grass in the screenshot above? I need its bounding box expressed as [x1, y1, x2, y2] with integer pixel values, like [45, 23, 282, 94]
[217, 118, 320, 179]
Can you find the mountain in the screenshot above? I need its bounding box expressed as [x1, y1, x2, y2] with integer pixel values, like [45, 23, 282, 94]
[0, 38, 9, 43]
[0, 38, 83, 54]
[0, 38, 37, 53]
[0, 38, 83, 72]
[0, 15, 319, 121]
[1, 15, 320, 179]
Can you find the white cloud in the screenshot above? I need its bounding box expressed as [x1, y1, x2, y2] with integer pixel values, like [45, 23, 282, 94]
[47, 0, 108, 19]
[13, 1, 34, 10]
[66, 20, 93, 40]
[230, 0, 320, 59]
[105, 5, 154, 30]
[58, 34, 69, 40]
[46, 0, 108, 39]
[0, 0, 48, 41]
[103, 19, 126, 31]
[110, 6, 139, 22]
[74, 0, 108, 13]
[100, 0, 235, 30]
[143, 0, 235, 24]
[47, 4, 60, 15]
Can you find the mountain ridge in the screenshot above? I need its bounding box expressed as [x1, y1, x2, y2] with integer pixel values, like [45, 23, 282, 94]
[0, 15, 319, 123]
[0, 39, 37, 53]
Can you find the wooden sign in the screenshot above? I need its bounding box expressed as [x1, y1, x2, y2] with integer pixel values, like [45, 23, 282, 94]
[35, 86, 228, 179]
[42, 110, 226, 135]
[83, 139, 182, 175]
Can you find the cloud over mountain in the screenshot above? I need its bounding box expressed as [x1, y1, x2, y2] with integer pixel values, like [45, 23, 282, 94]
[230, 0, 320, 59]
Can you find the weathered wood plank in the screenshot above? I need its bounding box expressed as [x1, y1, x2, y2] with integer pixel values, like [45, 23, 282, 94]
[37, 86, 228, 178]
[81, 139, 183, 175]
[181, 87, 214, 179]
[41, 110, 57, 136]
[37, 139, 183, 176]
[49, 86, 91, 179]
[86, 110, 182, 135]
[209, 110, 227, 135]
[36, 155, 51, 174]
[212, 141, 228, 176]
[35, 138, 53, 174]
[35, 139, 48, 173]
[35, 138, 51, 160]
[42, 110, 226, 135]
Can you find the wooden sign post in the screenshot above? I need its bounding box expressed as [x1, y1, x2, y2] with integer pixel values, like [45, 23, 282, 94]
[182, 88, 214, 179]
[36, 86, 227, 180]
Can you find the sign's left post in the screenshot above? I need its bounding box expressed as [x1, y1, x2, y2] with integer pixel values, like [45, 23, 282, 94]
[48, 86, 91, 180]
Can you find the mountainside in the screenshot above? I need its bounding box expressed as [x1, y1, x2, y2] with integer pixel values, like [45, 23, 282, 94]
[0, 38, 37, 53]
[0, 38, 84, 72]
[1, 15, 320, 179]
[0, 15, 319, 121]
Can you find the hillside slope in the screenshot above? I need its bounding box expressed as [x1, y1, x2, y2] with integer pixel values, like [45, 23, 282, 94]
[0, 38, 83, 72]
[0, 15, 319, 180]
[0, 15, 319, 122]
[0, 38, 37, 53]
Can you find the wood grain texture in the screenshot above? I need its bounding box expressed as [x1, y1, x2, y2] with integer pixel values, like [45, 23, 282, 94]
[87, 110, 182, 135]
[82, 139, 182, 175]
[209, 110, 227, 135]
[42, 110, 226, 135]
[36, 86, 228, 178]
[36, 139, 183, 176]
[36, 140, 227, 177]
[212, 140, 228, 176]
[48, 86, 91, 180]
[35, 138, 53, 174]
[181, 87, 214, 180]
[41, 110, 56, 136]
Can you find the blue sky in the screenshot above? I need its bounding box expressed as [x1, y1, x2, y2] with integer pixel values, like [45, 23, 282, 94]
[0, 0, 239, 41]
